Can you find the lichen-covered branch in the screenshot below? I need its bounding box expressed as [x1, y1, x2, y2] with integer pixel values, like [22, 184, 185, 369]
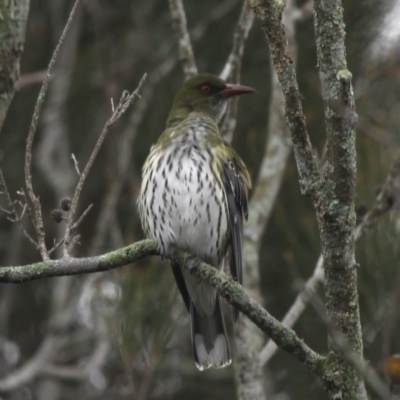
[0, 240, 158, 283]
[249, 0, 369, 398]
[0, 0, 30, 132]
[259, 154, 400, 367]
[312, 0, 366, 398]
[249, 0, 320, 198]
[0, 239, 325, 381]
[173, 253, 325, 378]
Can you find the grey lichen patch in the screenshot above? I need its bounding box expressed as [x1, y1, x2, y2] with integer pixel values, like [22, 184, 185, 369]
[0, 260, 56, 283]
[101, 239, 158, 266]
[32, 260, 55, 275]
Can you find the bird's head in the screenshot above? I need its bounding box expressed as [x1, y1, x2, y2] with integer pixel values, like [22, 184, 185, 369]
[166, 73, 255, 127]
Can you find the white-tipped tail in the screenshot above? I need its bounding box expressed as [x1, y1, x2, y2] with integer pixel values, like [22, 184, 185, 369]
[191, 297, 231, 370]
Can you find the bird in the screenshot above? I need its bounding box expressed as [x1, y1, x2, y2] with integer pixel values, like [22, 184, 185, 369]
[137, 73, 254, 370]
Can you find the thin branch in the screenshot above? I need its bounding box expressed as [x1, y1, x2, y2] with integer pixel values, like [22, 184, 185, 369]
[0, 171, 38, 247]
[354, 158, 400, 239]
[24, 0, 83, 261]
[16, 70, 47, 90]
[48, 238, 64, 256]
[259, 255, 323, 365]
[71, 204, 93, 231]
[71, 153, 81, 176]
[0, 171, 19, 222]
[220, 1, 255, 143]
[63, 74, 147, 255]
[37, 1, 83, 199]
[168, 0, 198, 79]
[220, 1, 254, 82]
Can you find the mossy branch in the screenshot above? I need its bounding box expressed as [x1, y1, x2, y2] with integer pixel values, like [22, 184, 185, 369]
[0, 238, 324, 378]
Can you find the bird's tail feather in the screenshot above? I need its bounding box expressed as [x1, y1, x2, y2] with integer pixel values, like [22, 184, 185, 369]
[190, 296, 231, 370]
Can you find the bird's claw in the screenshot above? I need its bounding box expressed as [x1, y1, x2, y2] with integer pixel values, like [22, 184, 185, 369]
[186, 255, 202, 270]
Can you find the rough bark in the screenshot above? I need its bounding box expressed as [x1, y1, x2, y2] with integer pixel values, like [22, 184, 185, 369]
[0, 0, 30, 132]
[249, 0, 368, 398]
[249, 0, 320, 198]
[313, 1, 367, 398]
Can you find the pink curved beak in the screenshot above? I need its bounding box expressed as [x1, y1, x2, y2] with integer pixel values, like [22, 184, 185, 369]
[220, 83, 256, 98]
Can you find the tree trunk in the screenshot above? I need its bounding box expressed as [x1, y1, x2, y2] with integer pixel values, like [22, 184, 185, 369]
[0, 0, 30, 132]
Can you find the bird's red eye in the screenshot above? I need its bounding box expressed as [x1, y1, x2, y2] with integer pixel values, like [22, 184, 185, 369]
[201, 85, 211, 94]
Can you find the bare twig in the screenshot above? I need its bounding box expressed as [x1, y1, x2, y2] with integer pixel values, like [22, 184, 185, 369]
[37, 1, 83, 199]
[71, 204, 93, 231]
[88, 82, 157, 253]
[71, 153, 81, 176]
[220, 1, 254, 82]
[220, 1, 255, 143]
[259, 255, 323, 365]
[0, 171, 19, 222]
[63, 74, 147, 255]
[0, 171, 38, 247]
[168, 0, 198, 79]
[354, 158, 400, 239]
[16, 70, 47, 90]
[22, 230, 39, 248]
[48, 238, 64, 256]
[24, 0, 83, 261]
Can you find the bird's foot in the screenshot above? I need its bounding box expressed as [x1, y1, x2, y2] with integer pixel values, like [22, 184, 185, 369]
[186, 254, 202, 271]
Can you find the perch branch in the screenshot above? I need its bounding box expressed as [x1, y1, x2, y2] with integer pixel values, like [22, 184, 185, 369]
[0, 239, 325, 381]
